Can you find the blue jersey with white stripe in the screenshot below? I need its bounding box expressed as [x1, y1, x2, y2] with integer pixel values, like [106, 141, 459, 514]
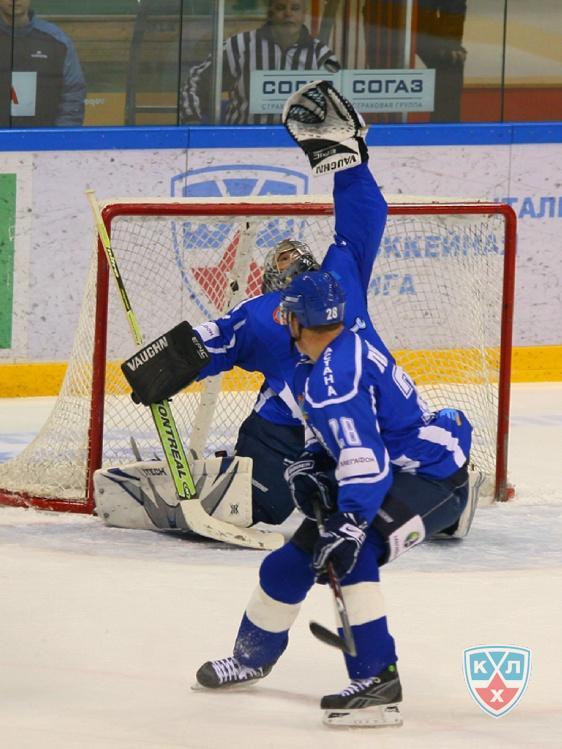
[296, 329, 473, 524]
[195, 161, 388, 425]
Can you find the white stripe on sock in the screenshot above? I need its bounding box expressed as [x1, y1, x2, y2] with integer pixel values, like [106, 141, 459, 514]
[340, 581, 387, 626]
[246, 585, 301, 633]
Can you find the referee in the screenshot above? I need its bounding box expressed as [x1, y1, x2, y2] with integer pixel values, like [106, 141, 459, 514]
[181, 0, 341, 125]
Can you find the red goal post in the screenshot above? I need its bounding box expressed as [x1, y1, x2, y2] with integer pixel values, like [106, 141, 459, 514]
[0, 197, 516, 513]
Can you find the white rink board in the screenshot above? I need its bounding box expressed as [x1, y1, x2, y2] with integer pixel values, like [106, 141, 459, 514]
[0, 141, 560, 362]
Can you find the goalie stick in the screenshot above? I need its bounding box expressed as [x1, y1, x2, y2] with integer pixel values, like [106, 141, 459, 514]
[188, 221, 257, 458]
[86, 190, 283, 551]
[309, 500, 357, 657]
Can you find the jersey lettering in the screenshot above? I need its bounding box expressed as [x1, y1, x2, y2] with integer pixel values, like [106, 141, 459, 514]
[341, 417, 361, 445]
[329, 416, 362, 447]
[392, 365, 414, 398]
[322, 346, 338, 396]
[365, 340, 388, 373]
[328, 417, 345, 449]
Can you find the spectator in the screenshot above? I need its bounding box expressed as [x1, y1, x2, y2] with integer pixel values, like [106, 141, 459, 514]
[416, 0, 467, 123]
[0, 0, 86, 127]
[181, 0, 340, 125]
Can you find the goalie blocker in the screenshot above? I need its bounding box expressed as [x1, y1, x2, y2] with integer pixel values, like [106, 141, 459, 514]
[121, 321, 210, 406]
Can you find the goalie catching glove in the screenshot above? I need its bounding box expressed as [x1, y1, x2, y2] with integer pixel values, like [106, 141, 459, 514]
[121, 321, 210, 405]
[282, 80, 368, 175]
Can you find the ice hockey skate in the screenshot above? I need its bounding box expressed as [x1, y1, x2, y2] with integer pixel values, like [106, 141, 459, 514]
[194, 656, 273, 690]
[321, 664, 403, 727]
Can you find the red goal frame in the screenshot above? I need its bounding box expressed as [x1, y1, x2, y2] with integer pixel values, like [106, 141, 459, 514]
[0, 201, 516, 513]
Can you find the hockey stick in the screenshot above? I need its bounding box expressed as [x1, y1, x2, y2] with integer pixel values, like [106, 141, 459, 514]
[86, 190, 284, 551]
[86, 191, 196, 500]
[309, 500, 357, 657]
[188, 222, 256, 458]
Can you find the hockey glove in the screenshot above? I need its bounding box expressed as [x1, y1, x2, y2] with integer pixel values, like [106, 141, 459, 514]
[284, 451, 337, 520]
[282, 80, 368, 176]
[312, 511, 368, 583]
[121, 321, 210, 406]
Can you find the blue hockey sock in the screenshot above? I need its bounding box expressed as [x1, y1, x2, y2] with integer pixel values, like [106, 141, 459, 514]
[339, 530, 397, 678]
[234, 542, 315, 668]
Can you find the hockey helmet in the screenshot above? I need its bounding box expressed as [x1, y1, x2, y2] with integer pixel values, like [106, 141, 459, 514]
[262, 239, 319, 293]
[280, 271, 346, 328]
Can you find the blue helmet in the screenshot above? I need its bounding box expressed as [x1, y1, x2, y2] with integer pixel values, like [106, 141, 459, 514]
[280, 271, 346, 328]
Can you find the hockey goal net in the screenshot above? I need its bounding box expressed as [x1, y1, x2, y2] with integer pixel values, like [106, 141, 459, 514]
[0, 197, 516, 513]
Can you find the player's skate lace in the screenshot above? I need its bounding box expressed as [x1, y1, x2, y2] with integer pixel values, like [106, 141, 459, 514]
[196, 656, 273, 689]
[320, 665, 402, 709]
[213, 657, 257, 684]
[339, 677, 380, 696]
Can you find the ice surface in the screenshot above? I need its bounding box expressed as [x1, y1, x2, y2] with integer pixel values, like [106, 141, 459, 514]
[1, 384, 561, 748]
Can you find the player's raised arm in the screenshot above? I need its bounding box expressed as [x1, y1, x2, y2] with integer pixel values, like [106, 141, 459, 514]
[331, 163, 388, 294]
[282, 80, 388, 295]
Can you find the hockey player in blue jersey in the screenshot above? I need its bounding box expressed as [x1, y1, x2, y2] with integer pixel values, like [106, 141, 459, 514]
[122, 80, 388, 528]
[193, 271, 473, 726]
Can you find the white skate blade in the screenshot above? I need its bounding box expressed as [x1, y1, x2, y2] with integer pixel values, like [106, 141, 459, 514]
[191, 679, 262, 692]
[323, 703, 403, 728]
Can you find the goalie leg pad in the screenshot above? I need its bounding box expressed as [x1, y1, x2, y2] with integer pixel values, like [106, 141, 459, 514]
[197, 455, 254, 528]
[94, 456, 254, 531]
[93, 461, 187, 531]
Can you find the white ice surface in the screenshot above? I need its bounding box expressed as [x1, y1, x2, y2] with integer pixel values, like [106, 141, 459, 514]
[1, 383, 561, 748]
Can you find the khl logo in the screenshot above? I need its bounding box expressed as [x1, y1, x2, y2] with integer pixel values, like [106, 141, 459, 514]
[463, 645, 531, 718]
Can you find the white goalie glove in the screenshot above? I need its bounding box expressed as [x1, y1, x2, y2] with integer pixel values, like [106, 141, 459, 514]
[282, 80, 368, 176]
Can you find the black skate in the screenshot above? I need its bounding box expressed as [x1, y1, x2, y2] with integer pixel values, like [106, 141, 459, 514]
[321, 664, 403, 727]
[195, 656, 273, 690]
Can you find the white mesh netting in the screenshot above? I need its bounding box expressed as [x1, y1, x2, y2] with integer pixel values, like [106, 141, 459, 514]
[0, 200, 511, 506]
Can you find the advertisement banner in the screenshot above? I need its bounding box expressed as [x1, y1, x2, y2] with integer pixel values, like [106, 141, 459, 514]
[342, 69, 435, 112]
[0, 154, 32, 360]
[0, 141, 560, 365]
[249, 69, 435, 114]
[0, 174, 16, 349]
[249, 70, 339, 115]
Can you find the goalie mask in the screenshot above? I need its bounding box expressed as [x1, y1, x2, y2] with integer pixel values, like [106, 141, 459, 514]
[262, 239, 319, 293]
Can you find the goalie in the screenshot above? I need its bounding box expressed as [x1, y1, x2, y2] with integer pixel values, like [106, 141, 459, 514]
[110, 81, 479, 540]
[99, 81, 383, 532]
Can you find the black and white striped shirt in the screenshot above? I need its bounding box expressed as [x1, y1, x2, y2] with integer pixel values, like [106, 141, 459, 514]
[181, 22, 340, 125]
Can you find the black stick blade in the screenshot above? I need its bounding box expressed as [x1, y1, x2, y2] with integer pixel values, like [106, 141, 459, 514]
[309, 620, 355, 655]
